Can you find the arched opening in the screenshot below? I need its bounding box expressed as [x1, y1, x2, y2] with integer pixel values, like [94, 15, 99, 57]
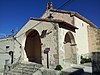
[64, 32, 76, 63]
[25, 29, 42, 64]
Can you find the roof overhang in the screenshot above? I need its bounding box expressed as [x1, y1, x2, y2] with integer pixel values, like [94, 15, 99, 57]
[30, 17, 78, 30]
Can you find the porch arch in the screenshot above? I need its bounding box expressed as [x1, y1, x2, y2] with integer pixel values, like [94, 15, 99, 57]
[64, 31, 76, 60]
[25, 29, 42, 64]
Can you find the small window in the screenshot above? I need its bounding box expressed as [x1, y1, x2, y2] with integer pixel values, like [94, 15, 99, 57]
[6, 46, 9, 49]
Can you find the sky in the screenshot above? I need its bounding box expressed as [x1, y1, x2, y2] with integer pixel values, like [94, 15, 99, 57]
[0, 0, 100, 38]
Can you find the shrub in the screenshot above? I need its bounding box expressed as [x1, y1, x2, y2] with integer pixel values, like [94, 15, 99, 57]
[80, 58, 91, 64]
[55, 65, 63, 70]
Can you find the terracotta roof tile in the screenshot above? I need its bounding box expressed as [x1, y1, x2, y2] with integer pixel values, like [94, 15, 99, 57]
[30, 17, 78, 29]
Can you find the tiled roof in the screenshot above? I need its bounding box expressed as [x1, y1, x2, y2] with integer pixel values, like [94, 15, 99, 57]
[30, 17, 78, 29]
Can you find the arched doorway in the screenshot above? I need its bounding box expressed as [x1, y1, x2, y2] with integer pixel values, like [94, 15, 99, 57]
[25, 29, 42, 64]
[64, 32, 76, 63]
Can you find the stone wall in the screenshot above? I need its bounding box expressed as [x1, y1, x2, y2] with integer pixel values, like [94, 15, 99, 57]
[0, 37, 13, 69]
[87, 26, 100, 52]
[14, 20, 59, 68]
[41, 10, 74, 25]
[87, 26, 97, 53]
[58, 27, 77, 68]
[52, 12, 73, 25]
[96, 28, 100, 51]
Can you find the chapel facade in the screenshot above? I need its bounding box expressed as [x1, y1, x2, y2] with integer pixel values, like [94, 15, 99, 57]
[0, 2, 100, 70]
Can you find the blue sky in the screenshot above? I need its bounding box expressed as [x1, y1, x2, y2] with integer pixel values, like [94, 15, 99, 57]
[0, 0, 100, 38]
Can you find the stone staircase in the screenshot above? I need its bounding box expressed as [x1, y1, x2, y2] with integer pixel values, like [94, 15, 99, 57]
[5, 62, 93, 75]
[7, 62, 42, 75]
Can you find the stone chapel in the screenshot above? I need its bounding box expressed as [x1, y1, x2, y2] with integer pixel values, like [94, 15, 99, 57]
[0, 2, 100, 71]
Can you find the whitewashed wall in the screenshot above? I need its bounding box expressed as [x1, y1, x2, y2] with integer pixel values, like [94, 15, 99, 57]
[74, 16, 89, 64]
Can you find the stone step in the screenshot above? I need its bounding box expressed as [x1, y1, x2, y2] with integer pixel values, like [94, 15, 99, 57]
[18, 62, 42, 67]
[7, 62, 42, 75]
[8, 70, 33, 75]
[7, 72, 32, 75]
[10, 68, 37, 72]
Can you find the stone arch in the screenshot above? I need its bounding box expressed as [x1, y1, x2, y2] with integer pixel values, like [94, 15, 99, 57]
[25, 29, 42, 64]
[64, 31, 76, 60]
